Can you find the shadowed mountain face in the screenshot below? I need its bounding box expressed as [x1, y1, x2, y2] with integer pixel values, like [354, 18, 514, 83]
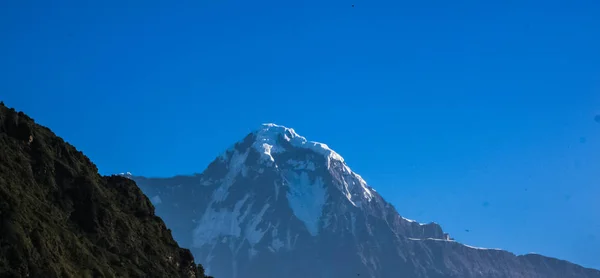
[0, 102, 211, 278]
[129, 124, 600, 278]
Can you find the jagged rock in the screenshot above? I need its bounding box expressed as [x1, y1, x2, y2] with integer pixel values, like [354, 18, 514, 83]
[0, 103, 210, 278]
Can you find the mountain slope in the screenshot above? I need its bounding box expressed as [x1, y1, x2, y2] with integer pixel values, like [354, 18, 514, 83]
[129, 123, 600, 278]
[0, 102, 211, 278]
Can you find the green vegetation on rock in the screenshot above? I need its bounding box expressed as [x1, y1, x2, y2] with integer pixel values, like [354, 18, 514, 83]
[0, 102, 213, 278]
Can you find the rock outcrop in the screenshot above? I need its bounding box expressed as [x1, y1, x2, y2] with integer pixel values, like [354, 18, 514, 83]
[0, 102, 211, 278]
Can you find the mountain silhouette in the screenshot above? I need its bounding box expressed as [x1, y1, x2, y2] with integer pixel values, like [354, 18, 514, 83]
[0, 102, 212, 278]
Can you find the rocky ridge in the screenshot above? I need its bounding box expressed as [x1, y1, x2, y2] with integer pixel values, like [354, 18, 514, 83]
[130, 123, 600, 278]
[0, 102, 212, 278]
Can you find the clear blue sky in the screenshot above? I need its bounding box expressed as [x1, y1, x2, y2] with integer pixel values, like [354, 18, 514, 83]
[1, 0, 599, 270]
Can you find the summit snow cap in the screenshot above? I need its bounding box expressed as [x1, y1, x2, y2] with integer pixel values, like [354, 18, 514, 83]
[213, 122, 381, 212]
[252, 123, 344, 165]
[248, 123, 375, 205]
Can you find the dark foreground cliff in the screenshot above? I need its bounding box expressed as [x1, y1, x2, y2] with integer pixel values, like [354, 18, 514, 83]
[0, 102, 212, 278]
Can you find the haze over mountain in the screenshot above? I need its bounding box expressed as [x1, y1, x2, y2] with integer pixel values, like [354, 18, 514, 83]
[126, 123, 600, 278]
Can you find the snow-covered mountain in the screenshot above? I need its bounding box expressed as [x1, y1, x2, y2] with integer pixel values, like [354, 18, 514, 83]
[123, 123, 600, 278]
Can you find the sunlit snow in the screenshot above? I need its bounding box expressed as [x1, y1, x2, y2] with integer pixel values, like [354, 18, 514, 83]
[245, 203, 270, 245]
[212, 149, 249, 202]
[254, 123, 346, 167]
[192, 195, 250, 247]
[285, 172, 328, 236]
[407, 238, 503, 251]
[212, 123, 377, 211]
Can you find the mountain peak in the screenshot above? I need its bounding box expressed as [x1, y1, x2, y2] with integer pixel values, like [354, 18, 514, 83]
[250, 123, 344, 165]
[126, 121, 600, 278]
[245, 123, 375, 207]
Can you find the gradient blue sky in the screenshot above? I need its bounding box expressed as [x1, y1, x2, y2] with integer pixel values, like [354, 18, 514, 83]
[1, 0, 599, 270]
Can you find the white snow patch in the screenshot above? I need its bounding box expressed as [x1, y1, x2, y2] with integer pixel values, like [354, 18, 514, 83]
[192, 190, 270, 250]
[463, 244, 503, 251]
[248, 248, 258, 259]
[253, 123, 345, 167]
[252, 126, 286, 162]
[192, 195, 250, 247]
[401, 216, 430, 226]
[285, 172, 328, 236]
[328, 162, 375, 207]
[400, 216, 436, 226]
[408, 237, 447, 242]
[245, 203, 270, 246]
[352, 171, 374, 200]
[285, 228, 299, 250]
[402, 217, 416, 223]
[260, 143, 277, 162]
[118, 172, 133, 179]
[341, 179, 358, 207]
[270, 239, 284, 252]
[268, 224, 285, 252]
[407, 238, 503, 251]
[212, 149, 249, 202]
[322, 212, 333, 229]
[201, 180, 212, 186]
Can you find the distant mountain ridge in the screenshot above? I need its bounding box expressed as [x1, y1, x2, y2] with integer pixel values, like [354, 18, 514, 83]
[128, 123, 600, 278]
